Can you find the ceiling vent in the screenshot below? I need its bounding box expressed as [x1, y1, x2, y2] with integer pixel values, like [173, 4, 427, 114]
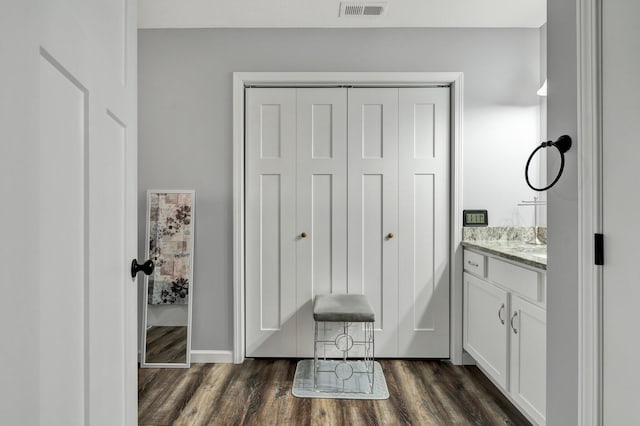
[340, 2, 387, 17]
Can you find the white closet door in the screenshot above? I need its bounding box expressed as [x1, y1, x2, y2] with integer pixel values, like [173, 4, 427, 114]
[296, 89, 348, 356]
[347, 88, 399, 357]
[245, 89, 297, 357]
[398, 88, 450, 357]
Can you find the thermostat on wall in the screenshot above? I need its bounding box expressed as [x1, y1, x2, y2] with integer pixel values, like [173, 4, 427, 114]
[463, 210, 488, 227]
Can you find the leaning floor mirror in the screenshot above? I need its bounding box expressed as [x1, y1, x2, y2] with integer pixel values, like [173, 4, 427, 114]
[141, 190, 195, 368]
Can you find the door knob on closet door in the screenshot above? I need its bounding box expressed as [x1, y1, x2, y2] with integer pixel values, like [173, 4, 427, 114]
[387, 232, 394, 239]
[300, 232, 308, 238]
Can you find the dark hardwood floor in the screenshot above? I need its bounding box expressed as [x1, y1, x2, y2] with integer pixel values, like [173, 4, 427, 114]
[139, 359, 531, 425]
[145, 326, 188, 364]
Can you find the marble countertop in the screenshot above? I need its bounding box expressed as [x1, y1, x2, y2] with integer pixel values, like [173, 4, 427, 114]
[462, 240, 547, 270]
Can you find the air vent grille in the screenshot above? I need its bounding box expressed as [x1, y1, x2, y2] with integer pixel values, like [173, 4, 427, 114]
[344, 5, 365, 15]
[363, 6, 384, 15]
[340, 2, 387, 17]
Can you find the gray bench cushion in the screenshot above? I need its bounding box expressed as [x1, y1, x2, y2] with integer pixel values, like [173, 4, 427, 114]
[313, 294, 375, 322]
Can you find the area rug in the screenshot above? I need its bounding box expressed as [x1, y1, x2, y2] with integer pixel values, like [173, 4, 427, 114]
[292, 359, 389, 400]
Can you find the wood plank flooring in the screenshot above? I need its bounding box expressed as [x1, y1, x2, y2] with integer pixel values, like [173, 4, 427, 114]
[144, 326, 188, 364]
[139, 360, 531, 425]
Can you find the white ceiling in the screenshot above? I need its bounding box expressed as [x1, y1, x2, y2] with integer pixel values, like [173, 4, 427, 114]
[138, 0, 546, 29]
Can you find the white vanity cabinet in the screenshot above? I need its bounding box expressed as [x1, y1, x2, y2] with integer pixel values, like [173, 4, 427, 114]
[463, 247, 546, 425]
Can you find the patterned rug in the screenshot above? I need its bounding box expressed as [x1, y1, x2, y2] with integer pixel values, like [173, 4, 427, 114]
[292, 359, 389, 400]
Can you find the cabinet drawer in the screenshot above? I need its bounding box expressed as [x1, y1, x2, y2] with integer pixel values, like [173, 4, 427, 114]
[488, 258, 542, 302]
[464, 250, 486, 277]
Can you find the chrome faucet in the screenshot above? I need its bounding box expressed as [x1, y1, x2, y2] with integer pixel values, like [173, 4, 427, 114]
[518, 196, 547, 245]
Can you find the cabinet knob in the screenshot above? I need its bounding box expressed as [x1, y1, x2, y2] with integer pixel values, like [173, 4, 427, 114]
[387, 232, 394, 239]
[498, 303, 505, 325]
[300, 232, 308, 238]
[511, 312, 519, 334]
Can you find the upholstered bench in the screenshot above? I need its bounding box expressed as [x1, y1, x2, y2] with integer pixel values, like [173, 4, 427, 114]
[312, 294, 376, 394]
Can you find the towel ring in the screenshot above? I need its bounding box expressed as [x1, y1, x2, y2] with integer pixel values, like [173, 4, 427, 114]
[525, 135, 572, 192]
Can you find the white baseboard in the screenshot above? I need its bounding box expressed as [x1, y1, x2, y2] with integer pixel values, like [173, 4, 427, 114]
[190, 349, 234, 364]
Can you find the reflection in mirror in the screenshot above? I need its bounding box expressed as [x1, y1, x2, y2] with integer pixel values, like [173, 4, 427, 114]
[145, 326, 187, 363]
[141, 190, 195, 368]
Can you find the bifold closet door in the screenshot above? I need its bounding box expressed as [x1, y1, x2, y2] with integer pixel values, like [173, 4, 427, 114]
[398, 88, 450, 357]
[245, 88, 298, 357]
[296, 89, 348, 356]
[347, 88, 399, 358]
[245, 86, 451, 359]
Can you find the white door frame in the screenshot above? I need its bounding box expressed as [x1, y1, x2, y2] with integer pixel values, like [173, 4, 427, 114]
[232, 72, 464, 364]
[577, 0, 603, 423]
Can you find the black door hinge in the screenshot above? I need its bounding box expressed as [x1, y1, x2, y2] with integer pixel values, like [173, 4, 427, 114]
[595, 233, 604, 265]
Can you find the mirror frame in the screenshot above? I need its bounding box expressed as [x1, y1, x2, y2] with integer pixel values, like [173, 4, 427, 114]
[140, 189, 195, 368]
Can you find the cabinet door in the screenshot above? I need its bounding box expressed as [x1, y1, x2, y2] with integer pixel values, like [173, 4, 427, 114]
[295, 88, 348, 356]
[245, 88, 298, 357]
[398, 88, 450, 357]
[347, 88, 399, 357]
[510, 296, 546, 425]
[464, 273, 509, 388]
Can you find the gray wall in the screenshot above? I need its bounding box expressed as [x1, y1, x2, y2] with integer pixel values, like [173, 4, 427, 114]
[546, 0, 579, 423]
[138, 28, 542, 351]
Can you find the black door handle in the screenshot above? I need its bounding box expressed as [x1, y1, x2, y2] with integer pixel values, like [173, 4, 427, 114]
[131, 259, 154, 278]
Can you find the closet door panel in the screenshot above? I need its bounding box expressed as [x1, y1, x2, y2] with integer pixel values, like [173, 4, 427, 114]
[398, 88, 450, 357]
[296, 88, 348, 356]
[245, 88, 297, 357]
[347, 88, 399, 357]
[362, 174, 384, 330]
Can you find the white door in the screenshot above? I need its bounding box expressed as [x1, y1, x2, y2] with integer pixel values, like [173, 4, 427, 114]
[245, 88, 298, 357]
[398, 88, 450, 357]
[245, 86, 450, 358]
[295, 88, 348, 356]
[347, 88, 400, 357]
[35, 0, 138, 425]
[246, 88, 349, 357]
[602, 0, 640, 421]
